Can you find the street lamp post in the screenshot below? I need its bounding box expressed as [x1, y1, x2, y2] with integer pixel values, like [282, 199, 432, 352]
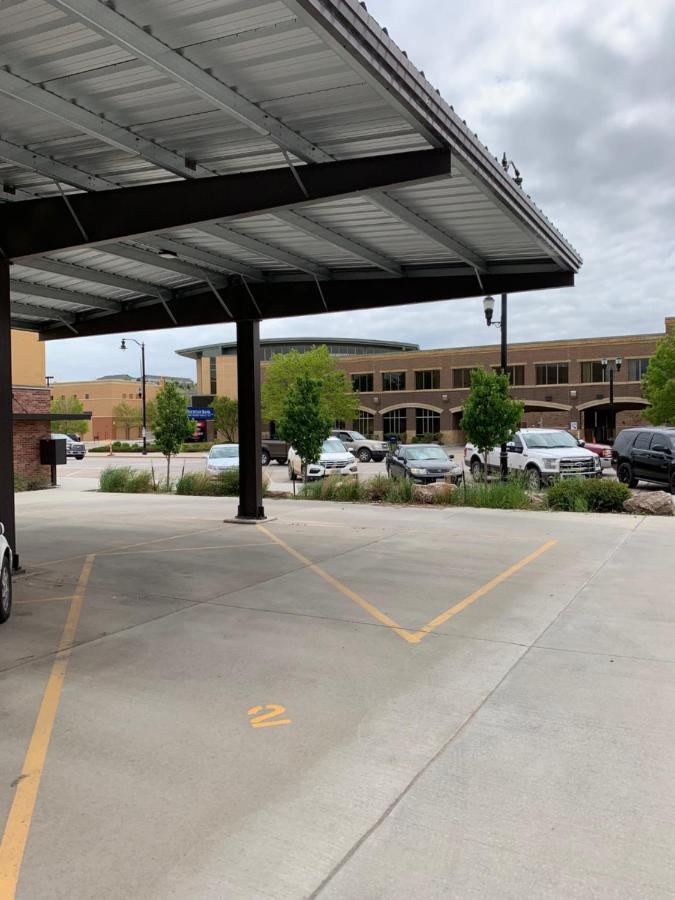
[600, 356, 622, 442]
[483, 293, 509, 482]
[121, 338, 147, 455]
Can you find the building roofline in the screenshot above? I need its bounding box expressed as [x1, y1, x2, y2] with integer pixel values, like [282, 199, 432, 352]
[175, 337, 421, 359]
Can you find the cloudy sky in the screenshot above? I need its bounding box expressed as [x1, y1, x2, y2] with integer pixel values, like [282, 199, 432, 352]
[46, 0, 675, 382]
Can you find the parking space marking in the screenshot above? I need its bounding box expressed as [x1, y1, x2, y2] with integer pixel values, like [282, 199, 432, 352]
[257, 525, 417, 643]
[14, 595, 75, 605]
[258, 525, 557, 645]
[409, 539, 558, 643]
[0, 554, 95, 900]
[248, 705, 292, 728]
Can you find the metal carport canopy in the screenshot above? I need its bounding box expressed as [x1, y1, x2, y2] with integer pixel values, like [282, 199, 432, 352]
[0, 0, 581, 556]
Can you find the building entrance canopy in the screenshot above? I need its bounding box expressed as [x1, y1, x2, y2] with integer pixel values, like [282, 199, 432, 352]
[0, 0, 581, 561]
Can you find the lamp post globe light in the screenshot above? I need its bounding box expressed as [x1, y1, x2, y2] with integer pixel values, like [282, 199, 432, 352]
[120, 337, 147, 455]
[482, 294, 509, 482]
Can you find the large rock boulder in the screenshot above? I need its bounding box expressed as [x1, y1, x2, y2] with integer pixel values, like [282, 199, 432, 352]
[623, 491, 674, 516]
[413, 481, 456, 504]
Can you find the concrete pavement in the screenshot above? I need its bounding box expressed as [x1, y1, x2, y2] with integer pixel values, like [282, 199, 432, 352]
[1, 489, 674, 898]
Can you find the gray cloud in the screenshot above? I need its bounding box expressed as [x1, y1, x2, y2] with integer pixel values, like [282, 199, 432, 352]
[46, 0, 675, 382]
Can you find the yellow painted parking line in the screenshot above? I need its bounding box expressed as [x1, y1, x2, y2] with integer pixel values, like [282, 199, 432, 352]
[0, 554, 95, 900]
[14, 595, 74, 605]
[257, 525, 557, 645]
[408, 539, 558, 643]
[257, 525, 417, 643]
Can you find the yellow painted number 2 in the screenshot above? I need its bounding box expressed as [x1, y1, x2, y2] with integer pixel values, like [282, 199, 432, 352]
[248, 704, 291, 728]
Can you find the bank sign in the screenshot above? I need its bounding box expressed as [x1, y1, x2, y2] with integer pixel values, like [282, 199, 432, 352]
[187, 407, 214, 420]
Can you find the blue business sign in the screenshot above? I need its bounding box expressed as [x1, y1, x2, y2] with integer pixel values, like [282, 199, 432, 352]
[187, 407, 214, 420]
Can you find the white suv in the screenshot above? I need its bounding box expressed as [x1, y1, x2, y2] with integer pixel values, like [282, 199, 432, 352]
[0, 523, 12, 625]
[288, 437, 359, 481]
[465, 428, 602, 490]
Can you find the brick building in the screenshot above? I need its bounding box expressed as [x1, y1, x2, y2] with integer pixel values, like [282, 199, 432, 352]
[10, 331, 51, 482]
[178, 318, 673, 444]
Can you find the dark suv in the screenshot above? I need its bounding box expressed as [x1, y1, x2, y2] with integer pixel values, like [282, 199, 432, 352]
[613, 427, 675, 493]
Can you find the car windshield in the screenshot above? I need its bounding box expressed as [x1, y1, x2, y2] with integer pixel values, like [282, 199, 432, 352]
[209, 446, 238, 459]
[406, 447, 448, 460]
[322, 439, 347, 453]
[523, 432, 578, 449]
[349, 432, 366, 441]
[51, 433, 70, 441]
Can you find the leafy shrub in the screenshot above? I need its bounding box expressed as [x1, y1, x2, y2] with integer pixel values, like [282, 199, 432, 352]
[99, 466, 155, 493]
[383, 476, 415, 503]
[452, 480, 531, 509]
[365, 474, 391, 501]
[546, 478, 630, 513]
[411, 432, 442, 444]
[14, 474, 50, 492]
[174, 469, 269, 497]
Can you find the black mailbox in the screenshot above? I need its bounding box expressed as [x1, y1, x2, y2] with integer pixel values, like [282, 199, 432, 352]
[40, 438, 67, 466]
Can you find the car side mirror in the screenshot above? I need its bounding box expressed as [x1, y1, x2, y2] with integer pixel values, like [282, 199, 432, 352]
[506, 442, 519, 453]
[577, 439, 586, 447]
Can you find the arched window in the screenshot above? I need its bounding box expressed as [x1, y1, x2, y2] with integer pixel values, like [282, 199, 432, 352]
[415, 409, 440, 438]
[382, 408, 407, 440]
[356, 410, 374, 437]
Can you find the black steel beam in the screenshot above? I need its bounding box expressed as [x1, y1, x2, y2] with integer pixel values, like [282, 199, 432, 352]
[0, 261, 18, 569]
[42, 270, 574, 340]
[0, 150, 452, 260]
[235, 320, 265, 521]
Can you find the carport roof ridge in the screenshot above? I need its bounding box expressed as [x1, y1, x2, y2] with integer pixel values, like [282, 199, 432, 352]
[0, 0, 580, 339]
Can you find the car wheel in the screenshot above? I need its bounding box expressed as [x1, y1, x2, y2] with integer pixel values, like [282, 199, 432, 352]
[470, 458, 483, 482]
[75, 454, 84, 460]
[0, 553, 11, 624]
[357, 448, 372, 463]
[525, 466, 542, 491]
[288, 463, 297, 482]
[276, 458, 287, 466]
[261, 449, 271, 466]
[617, 462, 638, 488]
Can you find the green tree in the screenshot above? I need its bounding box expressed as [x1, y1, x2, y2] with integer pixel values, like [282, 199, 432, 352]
[212, 396, 238, 442]
[262, 345, 358, 426]
[643, 331, 675, 425]
[460, 369, 524, 480]
[145, 399, 157, 431]
[112, 401, 142, 439]
[278, 375, 331, 484]
[153, 381, 192, 488]
[51, 396, 89, 437]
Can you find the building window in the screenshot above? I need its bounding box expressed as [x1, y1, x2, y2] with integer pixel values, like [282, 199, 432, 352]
[492, 365, 525, 386]
[209, 357, 217, 394]
[84, 393, 90, 399]
[452, 368, 474, 389]
[382, 371, 406, 391]
[415, 409, 441, 437]
[356, 410, 375, 437]
[415, 369, 440, 390]
[627, 358, 650, 381]
[579, 361, 606, 384]
[382, 408, 407, 438]
[536, 363, 569, 385]
[334, 419, 346, 430]
[352, 373, 374, 392]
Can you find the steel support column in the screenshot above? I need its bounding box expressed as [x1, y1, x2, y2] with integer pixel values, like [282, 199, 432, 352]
[235, 320, 265, 521]
[0, 260, 18, 568]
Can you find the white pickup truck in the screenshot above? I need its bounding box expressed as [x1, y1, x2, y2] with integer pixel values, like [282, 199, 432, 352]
[464, 428, 602, 490]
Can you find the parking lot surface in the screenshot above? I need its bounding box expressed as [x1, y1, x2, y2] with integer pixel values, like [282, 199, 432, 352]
[2, 489, 675, 898]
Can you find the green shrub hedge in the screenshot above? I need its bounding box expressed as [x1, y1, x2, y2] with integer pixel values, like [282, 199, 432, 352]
[99, 466, 156, 493]
[91, 441, 213, 453]
[14, 474, 50, 492]
[546, 478, 630, 512]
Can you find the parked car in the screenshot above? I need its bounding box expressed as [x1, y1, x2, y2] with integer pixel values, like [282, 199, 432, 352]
[0, 523, 12, 625]
[330, 429, 389, 462]
[580, 439, 613, 468]
[51, 432, 86, 460]
[386, 444, 463, 484]
[288, 438, 358, 481]
[612, 427, 675, 493]
[206, 443, 239, 474]
[261, 438, 289, 466]
[464, 428, 602, 490]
